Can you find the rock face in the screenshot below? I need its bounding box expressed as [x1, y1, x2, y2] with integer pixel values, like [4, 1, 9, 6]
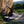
[0, 0, 13, 16]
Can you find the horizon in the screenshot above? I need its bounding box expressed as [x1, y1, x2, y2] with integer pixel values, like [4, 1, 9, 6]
[13, 1, 24, 2]
[13, 0, 23, 2]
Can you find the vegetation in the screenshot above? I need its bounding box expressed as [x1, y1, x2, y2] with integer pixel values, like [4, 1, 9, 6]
[0, 3, 24, 20]
[12, 22, 24, 24]
[0, 22, 24, 24]
[12, 3, 24, 13]
[0, 2, 24, 24]
[13, 9, 24, 13]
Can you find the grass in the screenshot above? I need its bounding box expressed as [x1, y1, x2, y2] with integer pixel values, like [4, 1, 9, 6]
[0, 22, 24, 24]
[12, 22, 19, 24]
[0, 16, 2, 20]
[0, 9, 24, 20]
[13, 9, 24, 13]
[0, 9, 24, 24]
[0, 9, 24, 17]
[12, 22, 24, 24]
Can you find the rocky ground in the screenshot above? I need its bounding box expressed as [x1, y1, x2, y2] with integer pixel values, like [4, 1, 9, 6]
[0, 13, 24, 24]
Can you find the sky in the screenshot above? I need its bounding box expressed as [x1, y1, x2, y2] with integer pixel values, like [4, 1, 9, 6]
[13, 0, 23, 2]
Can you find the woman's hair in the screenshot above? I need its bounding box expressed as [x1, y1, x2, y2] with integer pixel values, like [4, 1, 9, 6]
[0, 0, 13, 16]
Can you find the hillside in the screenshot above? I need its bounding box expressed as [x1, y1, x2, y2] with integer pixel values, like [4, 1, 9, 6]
[13, 1, 24, 5]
